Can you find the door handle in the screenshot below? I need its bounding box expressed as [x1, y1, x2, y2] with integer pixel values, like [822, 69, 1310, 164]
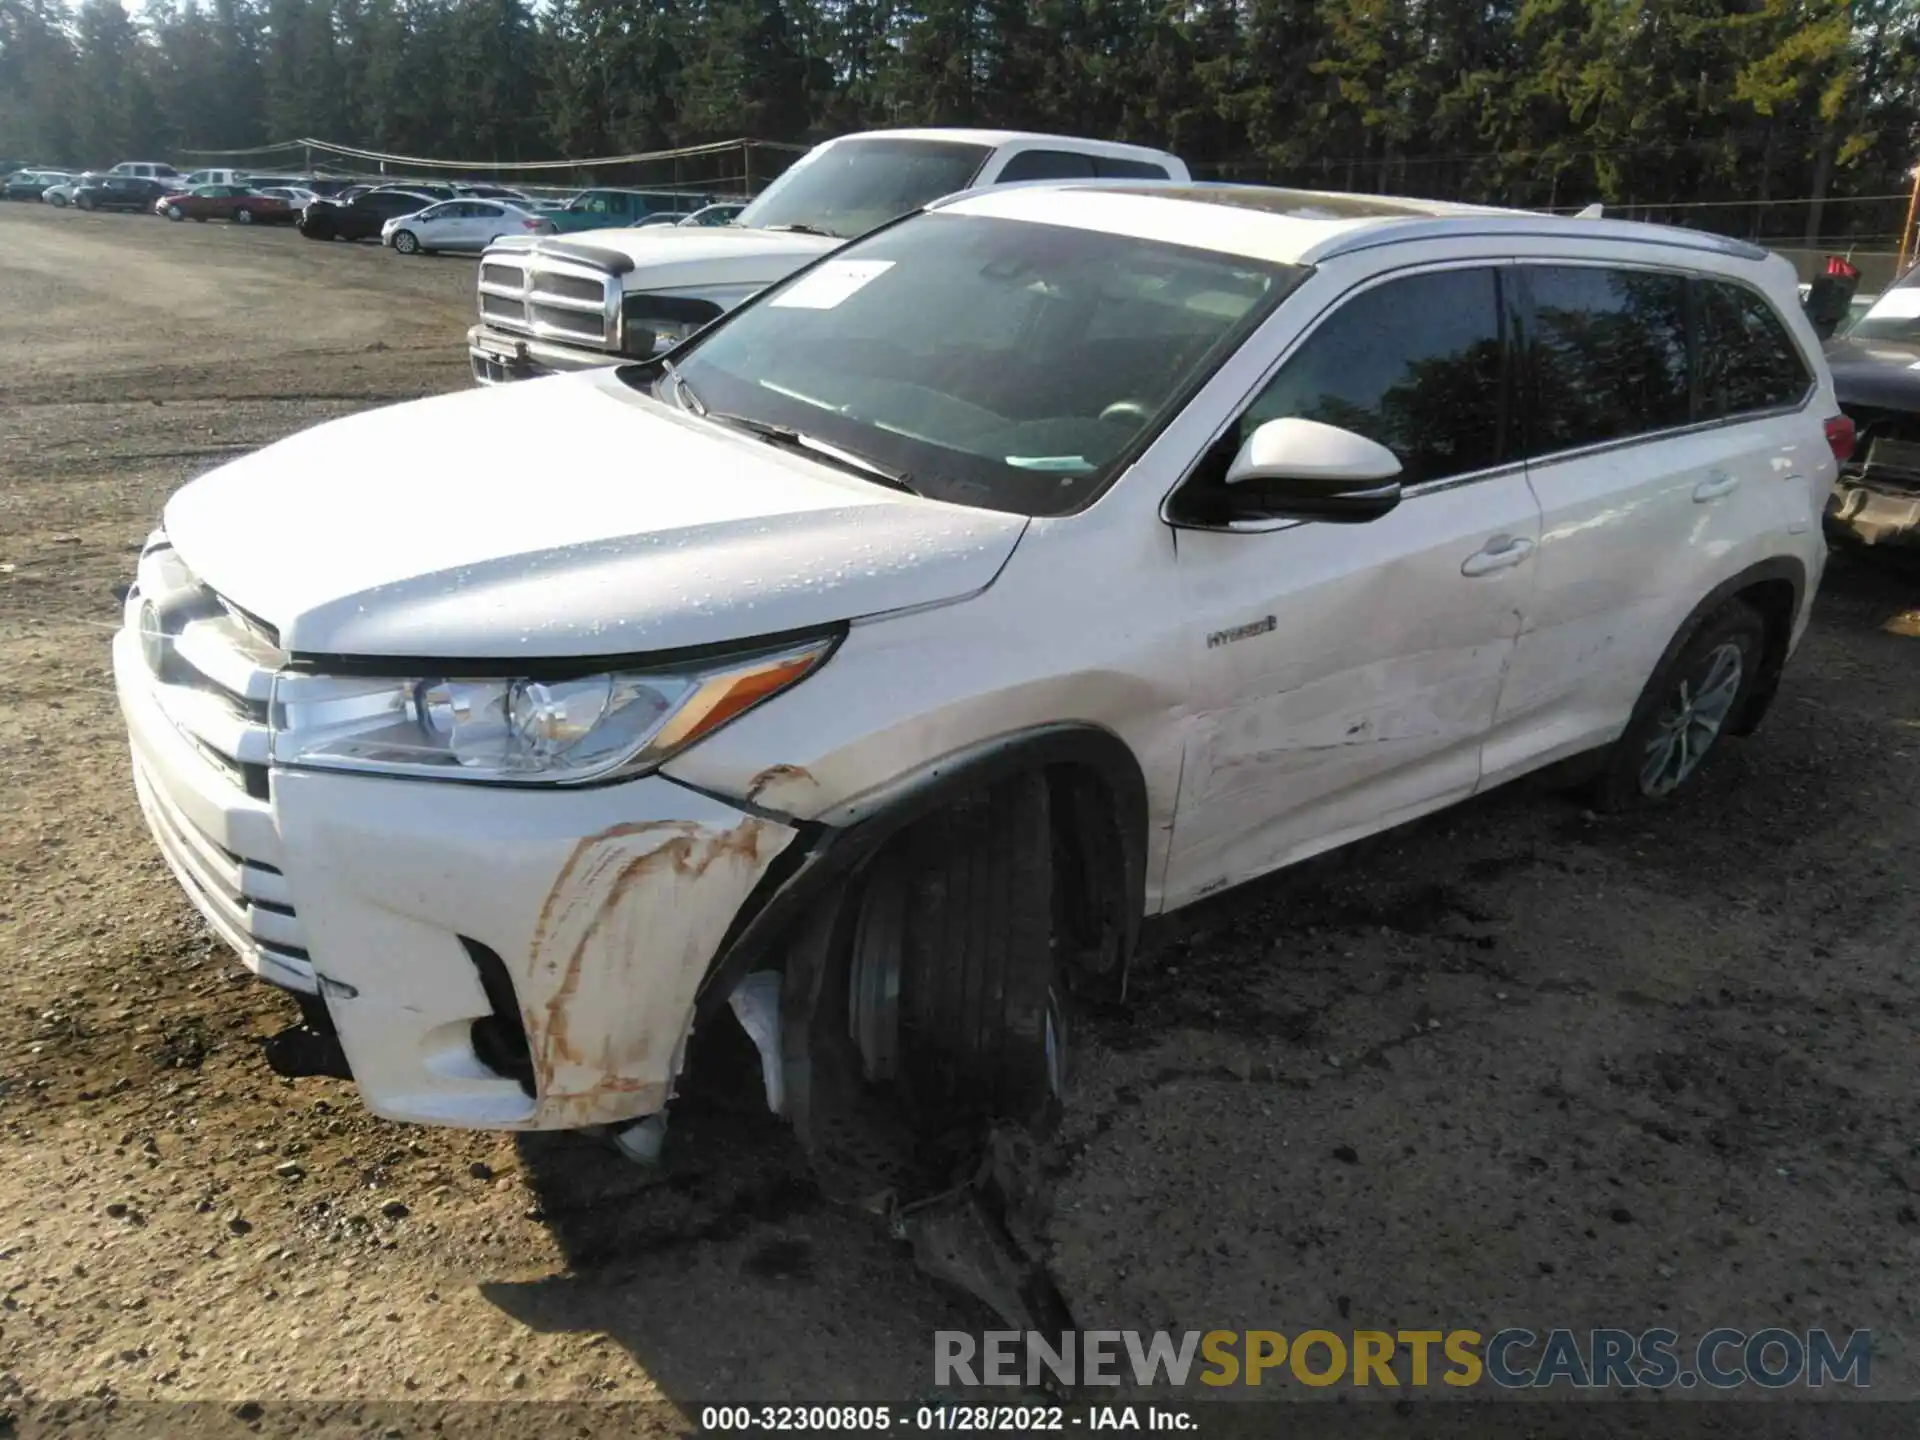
[1693, 471, 1740, 502]
[1461, 535, 1535, 577]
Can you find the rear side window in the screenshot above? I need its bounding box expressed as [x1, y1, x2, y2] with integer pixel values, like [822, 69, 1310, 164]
[1096, 157, 1173, 179]
[1237, 266, 1508, 486]
[1697, 281, 1810, 416]
[1526, 266, 1690, 455]
[997, 150, 1099, 182]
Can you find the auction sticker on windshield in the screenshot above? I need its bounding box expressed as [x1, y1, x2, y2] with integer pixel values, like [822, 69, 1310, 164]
[771, 259, 895, 309]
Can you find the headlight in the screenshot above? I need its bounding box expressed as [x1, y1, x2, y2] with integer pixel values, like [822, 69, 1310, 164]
[269, 636, 833, 785]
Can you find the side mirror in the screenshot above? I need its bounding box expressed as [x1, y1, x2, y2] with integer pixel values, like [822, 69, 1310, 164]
[1221, 417, 1404, 523]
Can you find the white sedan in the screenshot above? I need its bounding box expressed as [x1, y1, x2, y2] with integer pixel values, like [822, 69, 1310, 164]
[380, 199, 555, 255]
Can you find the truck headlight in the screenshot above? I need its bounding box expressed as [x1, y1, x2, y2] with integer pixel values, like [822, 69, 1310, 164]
[269, 636, 833, 785]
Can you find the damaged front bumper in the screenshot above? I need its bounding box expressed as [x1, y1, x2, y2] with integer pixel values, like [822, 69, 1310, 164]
[114, 622, 798, 1129]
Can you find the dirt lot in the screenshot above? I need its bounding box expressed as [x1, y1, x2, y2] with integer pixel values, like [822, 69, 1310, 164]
[2, 202, 1919, 1421]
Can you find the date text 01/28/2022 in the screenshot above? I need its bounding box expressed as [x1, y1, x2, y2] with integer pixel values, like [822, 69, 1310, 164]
[699, 1405, 1195, 1431]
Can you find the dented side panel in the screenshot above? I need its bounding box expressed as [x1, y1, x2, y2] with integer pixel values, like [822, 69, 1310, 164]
[271, 768, 794, 1130]
[1161, 474, 1542, 905]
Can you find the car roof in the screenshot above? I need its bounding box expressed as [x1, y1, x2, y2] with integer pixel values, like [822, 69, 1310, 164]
[837, 128, 1180, 162]
[933, 181, 1769, 267]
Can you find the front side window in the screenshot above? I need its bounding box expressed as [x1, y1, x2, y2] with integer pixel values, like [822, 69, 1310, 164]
[655, 212, 1300, 516]
[1526, 265, 1690, 454]
[735, 138, 995, 240]
[1231, 267, 1509, 487]
[1698, 280, 1811, 416]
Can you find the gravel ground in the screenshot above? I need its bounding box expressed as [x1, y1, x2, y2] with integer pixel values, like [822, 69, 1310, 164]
[2, 201, 1918, 1423]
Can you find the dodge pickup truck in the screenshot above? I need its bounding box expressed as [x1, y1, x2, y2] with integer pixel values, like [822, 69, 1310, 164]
[467, 128, 1189, 383]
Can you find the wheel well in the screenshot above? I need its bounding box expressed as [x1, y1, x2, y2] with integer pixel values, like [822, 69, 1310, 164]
[692, 724, 1150, 1024]
[1728, 576, 1797, 736]
[1042, 762, 1136, 996]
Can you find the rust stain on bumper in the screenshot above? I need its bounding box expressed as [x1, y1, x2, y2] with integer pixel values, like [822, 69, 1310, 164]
[523, 814, 785, 1127]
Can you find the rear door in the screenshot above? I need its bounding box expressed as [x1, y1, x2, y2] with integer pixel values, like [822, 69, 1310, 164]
[465, 202, 510, 247]
[1483, 261, 1814, 784]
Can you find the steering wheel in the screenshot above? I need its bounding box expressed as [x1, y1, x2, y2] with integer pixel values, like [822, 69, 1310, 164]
[1098, 399, 1152, 424]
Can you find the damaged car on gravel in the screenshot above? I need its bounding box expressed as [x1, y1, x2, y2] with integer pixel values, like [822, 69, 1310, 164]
[1814, 260, 1920, 550]
[115, 181, 1844, 1292]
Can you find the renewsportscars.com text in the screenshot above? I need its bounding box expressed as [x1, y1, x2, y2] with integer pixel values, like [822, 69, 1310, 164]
[935, 1327, 1871, 1390]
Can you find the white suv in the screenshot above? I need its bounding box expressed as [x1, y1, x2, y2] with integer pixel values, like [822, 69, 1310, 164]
[114, 182, 1845, 1184]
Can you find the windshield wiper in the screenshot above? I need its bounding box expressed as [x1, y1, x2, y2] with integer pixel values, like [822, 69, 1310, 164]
[659, 357, 706, 416]
[762, 222, 842, 238]
[707, 412, 919, 495]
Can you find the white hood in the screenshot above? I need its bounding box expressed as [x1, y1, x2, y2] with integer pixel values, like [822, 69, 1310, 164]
[162, 370, 1027, 659]
[508, 226, 841, 292]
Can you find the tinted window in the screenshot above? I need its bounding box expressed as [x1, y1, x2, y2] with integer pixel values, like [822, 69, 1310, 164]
[997, 150, 1098, 182]
[1698, 281, 1811, 414]
[1236, 267, 1508, 486]
[1095, 157, 1172, 179]
[473, 203, 504, 218]
[735, 138, 994, 240]
[1527, 266, 1690, 453]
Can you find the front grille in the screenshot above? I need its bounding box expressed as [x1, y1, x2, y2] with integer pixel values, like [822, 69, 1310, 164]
[124, 537, 316, 993]
[543, 273, 605, 305]
[475, 252, 615, 352]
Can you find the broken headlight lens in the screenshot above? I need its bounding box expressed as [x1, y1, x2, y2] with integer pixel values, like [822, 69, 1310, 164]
[269, 636, 833, 785]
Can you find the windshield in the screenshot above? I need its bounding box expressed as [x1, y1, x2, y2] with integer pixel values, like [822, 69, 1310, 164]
[736, 138, 994, 240]
[647, 212, 1301, 516]
[1849, 278, 1920, 344]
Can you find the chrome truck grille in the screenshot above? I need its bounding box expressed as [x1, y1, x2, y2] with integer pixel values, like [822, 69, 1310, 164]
[120, 534, 316, 994]
[476, 253, 619, 350]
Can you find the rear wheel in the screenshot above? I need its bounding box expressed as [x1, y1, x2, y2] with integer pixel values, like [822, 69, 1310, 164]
[1591, 600, 1766, 812]
[392, 229, 419, 255]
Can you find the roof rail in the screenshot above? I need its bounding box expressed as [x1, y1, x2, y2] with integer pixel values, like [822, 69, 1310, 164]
[1302, 213, 1771, 266]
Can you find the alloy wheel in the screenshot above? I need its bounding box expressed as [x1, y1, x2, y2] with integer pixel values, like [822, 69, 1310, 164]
[1638, 642, 1743, 797]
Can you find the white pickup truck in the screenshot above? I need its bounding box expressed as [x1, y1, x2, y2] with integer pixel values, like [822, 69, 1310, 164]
[467, 127, 1189, 384]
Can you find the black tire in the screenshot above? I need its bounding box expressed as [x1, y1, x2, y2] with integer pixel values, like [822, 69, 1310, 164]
[75, 194, 92, 211]
[783, 772, 1064, 1201]
[392, 229, 418, 255]
[1590, 600, 1767, 812]
[233, 207, 253, 225]
[165, 205, 183, 221]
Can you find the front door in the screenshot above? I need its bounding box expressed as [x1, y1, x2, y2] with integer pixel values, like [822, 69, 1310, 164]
[1164, 264, 1542, 907]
